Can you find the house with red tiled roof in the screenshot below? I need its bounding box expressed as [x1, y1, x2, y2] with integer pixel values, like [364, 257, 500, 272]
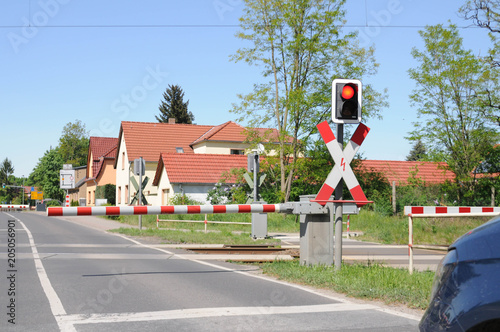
[152, 153, 248, 204]
[355, 160, 456, 185]
[85, 136, 118, 206]
[115, 120, 283, 206]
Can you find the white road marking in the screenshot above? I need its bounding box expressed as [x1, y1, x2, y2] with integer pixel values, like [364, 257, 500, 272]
[8, 214, 76, 332]
[59, 303, 377, 326]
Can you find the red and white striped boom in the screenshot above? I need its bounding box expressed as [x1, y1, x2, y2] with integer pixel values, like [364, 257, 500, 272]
[405, 206, 500, 217]
[47, 204, 285, 217]
[0, 205, 29, 210]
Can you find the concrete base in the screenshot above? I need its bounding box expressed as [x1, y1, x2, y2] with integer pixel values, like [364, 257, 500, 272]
[251, 201, 268, 239]
[299, 195, 333, 266]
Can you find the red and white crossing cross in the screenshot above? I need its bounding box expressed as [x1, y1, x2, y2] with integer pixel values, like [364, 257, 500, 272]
[315, 121, 370, 206]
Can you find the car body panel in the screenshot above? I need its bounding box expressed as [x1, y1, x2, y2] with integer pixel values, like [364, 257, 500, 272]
[420, 216, 500, 332]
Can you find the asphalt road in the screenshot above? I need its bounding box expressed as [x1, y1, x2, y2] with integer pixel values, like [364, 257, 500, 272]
[0, 211, 421, 331]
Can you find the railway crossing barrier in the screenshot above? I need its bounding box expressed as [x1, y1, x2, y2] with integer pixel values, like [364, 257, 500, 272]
[0, 205, 29, 211]
[404, 206, 500, 274]
[47, 199, 360, 266]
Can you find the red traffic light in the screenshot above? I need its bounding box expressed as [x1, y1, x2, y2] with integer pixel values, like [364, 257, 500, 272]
[332, 79, 362, 124]
[341, 85, 355, 100]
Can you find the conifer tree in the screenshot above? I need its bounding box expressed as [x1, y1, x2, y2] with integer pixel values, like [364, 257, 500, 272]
[156, 85, 194, 124]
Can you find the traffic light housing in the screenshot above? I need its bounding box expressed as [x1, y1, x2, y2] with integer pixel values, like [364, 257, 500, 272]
[2, 183, 5, 189]
[332, 79, 362, 124]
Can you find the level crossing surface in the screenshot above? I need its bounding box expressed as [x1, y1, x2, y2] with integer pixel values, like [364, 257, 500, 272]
[1, 211, 420, 331]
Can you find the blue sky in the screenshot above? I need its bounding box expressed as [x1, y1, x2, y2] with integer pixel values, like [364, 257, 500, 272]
[0, 0, 493, 178]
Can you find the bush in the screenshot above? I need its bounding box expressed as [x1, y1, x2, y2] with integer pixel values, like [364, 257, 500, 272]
[169, 193, 202, 206]
[45, 200, 62, 207]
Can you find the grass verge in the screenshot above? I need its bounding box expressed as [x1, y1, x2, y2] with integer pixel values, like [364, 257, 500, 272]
[258, 259, 434, 310]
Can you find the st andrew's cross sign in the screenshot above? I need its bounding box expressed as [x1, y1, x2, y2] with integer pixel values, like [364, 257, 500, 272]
[314, 121, 370, 207]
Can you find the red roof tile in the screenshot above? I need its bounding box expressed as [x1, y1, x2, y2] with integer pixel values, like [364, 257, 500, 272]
[154, 153, 248, 185]
[356, 160, 456, 185]
[87, 137, 118, 179]
[118, 121, 214, 163]
[117, 121, 288, 166]
[190, 121, 291, 145]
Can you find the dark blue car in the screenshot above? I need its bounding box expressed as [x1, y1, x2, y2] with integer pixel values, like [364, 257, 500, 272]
[420, 215, 500, 331]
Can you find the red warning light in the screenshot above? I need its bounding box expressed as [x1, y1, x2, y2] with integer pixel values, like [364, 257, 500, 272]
[342, 85, 355, 99]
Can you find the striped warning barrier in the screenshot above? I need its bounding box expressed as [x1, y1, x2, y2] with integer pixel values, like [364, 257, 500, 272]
[404, 206, 500, 274]
[405, 206, 500, 216]
[0, 205, 29, 210]
[47, 204, 284, 217]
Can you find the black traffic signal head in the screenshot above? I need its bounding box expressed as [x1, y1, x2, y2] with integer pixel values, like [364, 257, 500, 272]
[332, 78, 362, 124]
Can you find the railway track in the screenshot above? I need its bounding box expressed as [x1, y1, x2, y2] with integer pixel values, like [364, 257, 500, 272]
[188, 244, 294, 255]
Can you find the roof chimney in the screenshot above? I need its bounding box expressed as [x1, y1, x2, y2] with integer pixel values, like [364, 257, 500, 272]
[168, 118, 176, 124]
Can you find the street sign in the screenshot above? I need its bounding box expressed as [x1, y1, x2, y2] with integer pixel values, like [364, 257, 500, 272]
[31, 191, 43, 200]
[60, 169, 75, 189]
[315, 121, 370, 206]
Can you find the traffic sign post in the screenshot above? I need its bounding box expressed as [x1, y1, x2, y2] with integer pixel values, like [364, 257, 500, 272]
[310, 120, 371, 270]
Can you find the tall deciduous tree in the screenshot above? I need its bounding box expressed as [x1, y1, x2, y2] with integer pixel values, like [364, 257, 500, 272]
[407, 24, 500, 200]
[231, 0, 387, 202]
[58, 120, 89, 167]
[31, 148, 65, 201]
[156, 85, 194, 124]
[461, 0, 500, 127]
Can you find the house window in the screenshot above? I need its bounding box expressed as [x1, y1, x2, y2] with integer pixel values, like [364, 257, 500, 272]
[176, 147, 184, 153]
[125, 185, 129, 204]
[231, 149, 244, 155]
[118, 186, 121, 204]
[122, 152, 125, 170]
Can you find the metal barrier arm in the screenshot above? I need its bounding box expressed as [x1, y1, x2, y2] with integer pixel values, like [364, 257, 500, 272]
[0, 205, 29, 210]
[47, 204, 293, 217]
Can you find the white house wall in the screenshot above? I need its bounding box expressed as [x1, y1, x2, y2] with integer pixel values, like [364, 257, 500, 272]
[115, 135, 129, 206]
[172, 184, 211, 204]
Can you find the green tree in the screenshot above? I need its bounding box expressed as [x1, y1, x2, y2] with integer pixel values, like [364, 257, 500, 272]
[231, 0, 387, 202]
[406, 140, 427, 161]
[0, 158, 15, 202]
[407, 24, 500, 201]
[156, 85, 194, 124]
[103, 184, 116, 205]
[461, 0, 500, 127]
[31, 148, 65, 202]
[58, 120, 89, 167]
[0, 158, 14, 184]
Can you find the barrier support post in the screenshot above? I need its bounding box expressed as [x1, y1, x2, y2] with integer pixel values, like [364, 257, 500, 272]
[408, 215, 413, 274]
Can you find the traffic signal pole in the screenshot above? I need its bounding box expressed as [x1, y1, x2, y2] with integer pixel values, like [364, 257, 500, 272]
[334, 124, 344, 271]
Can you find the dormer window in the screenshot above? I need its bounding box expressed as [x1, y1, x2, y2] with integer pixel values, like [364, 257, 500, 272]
[176, 147, 184, 153]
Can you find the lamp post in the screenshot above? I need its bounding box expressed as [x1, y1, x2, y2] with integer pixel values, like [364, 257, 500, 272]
[22, 176, 25, 205]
